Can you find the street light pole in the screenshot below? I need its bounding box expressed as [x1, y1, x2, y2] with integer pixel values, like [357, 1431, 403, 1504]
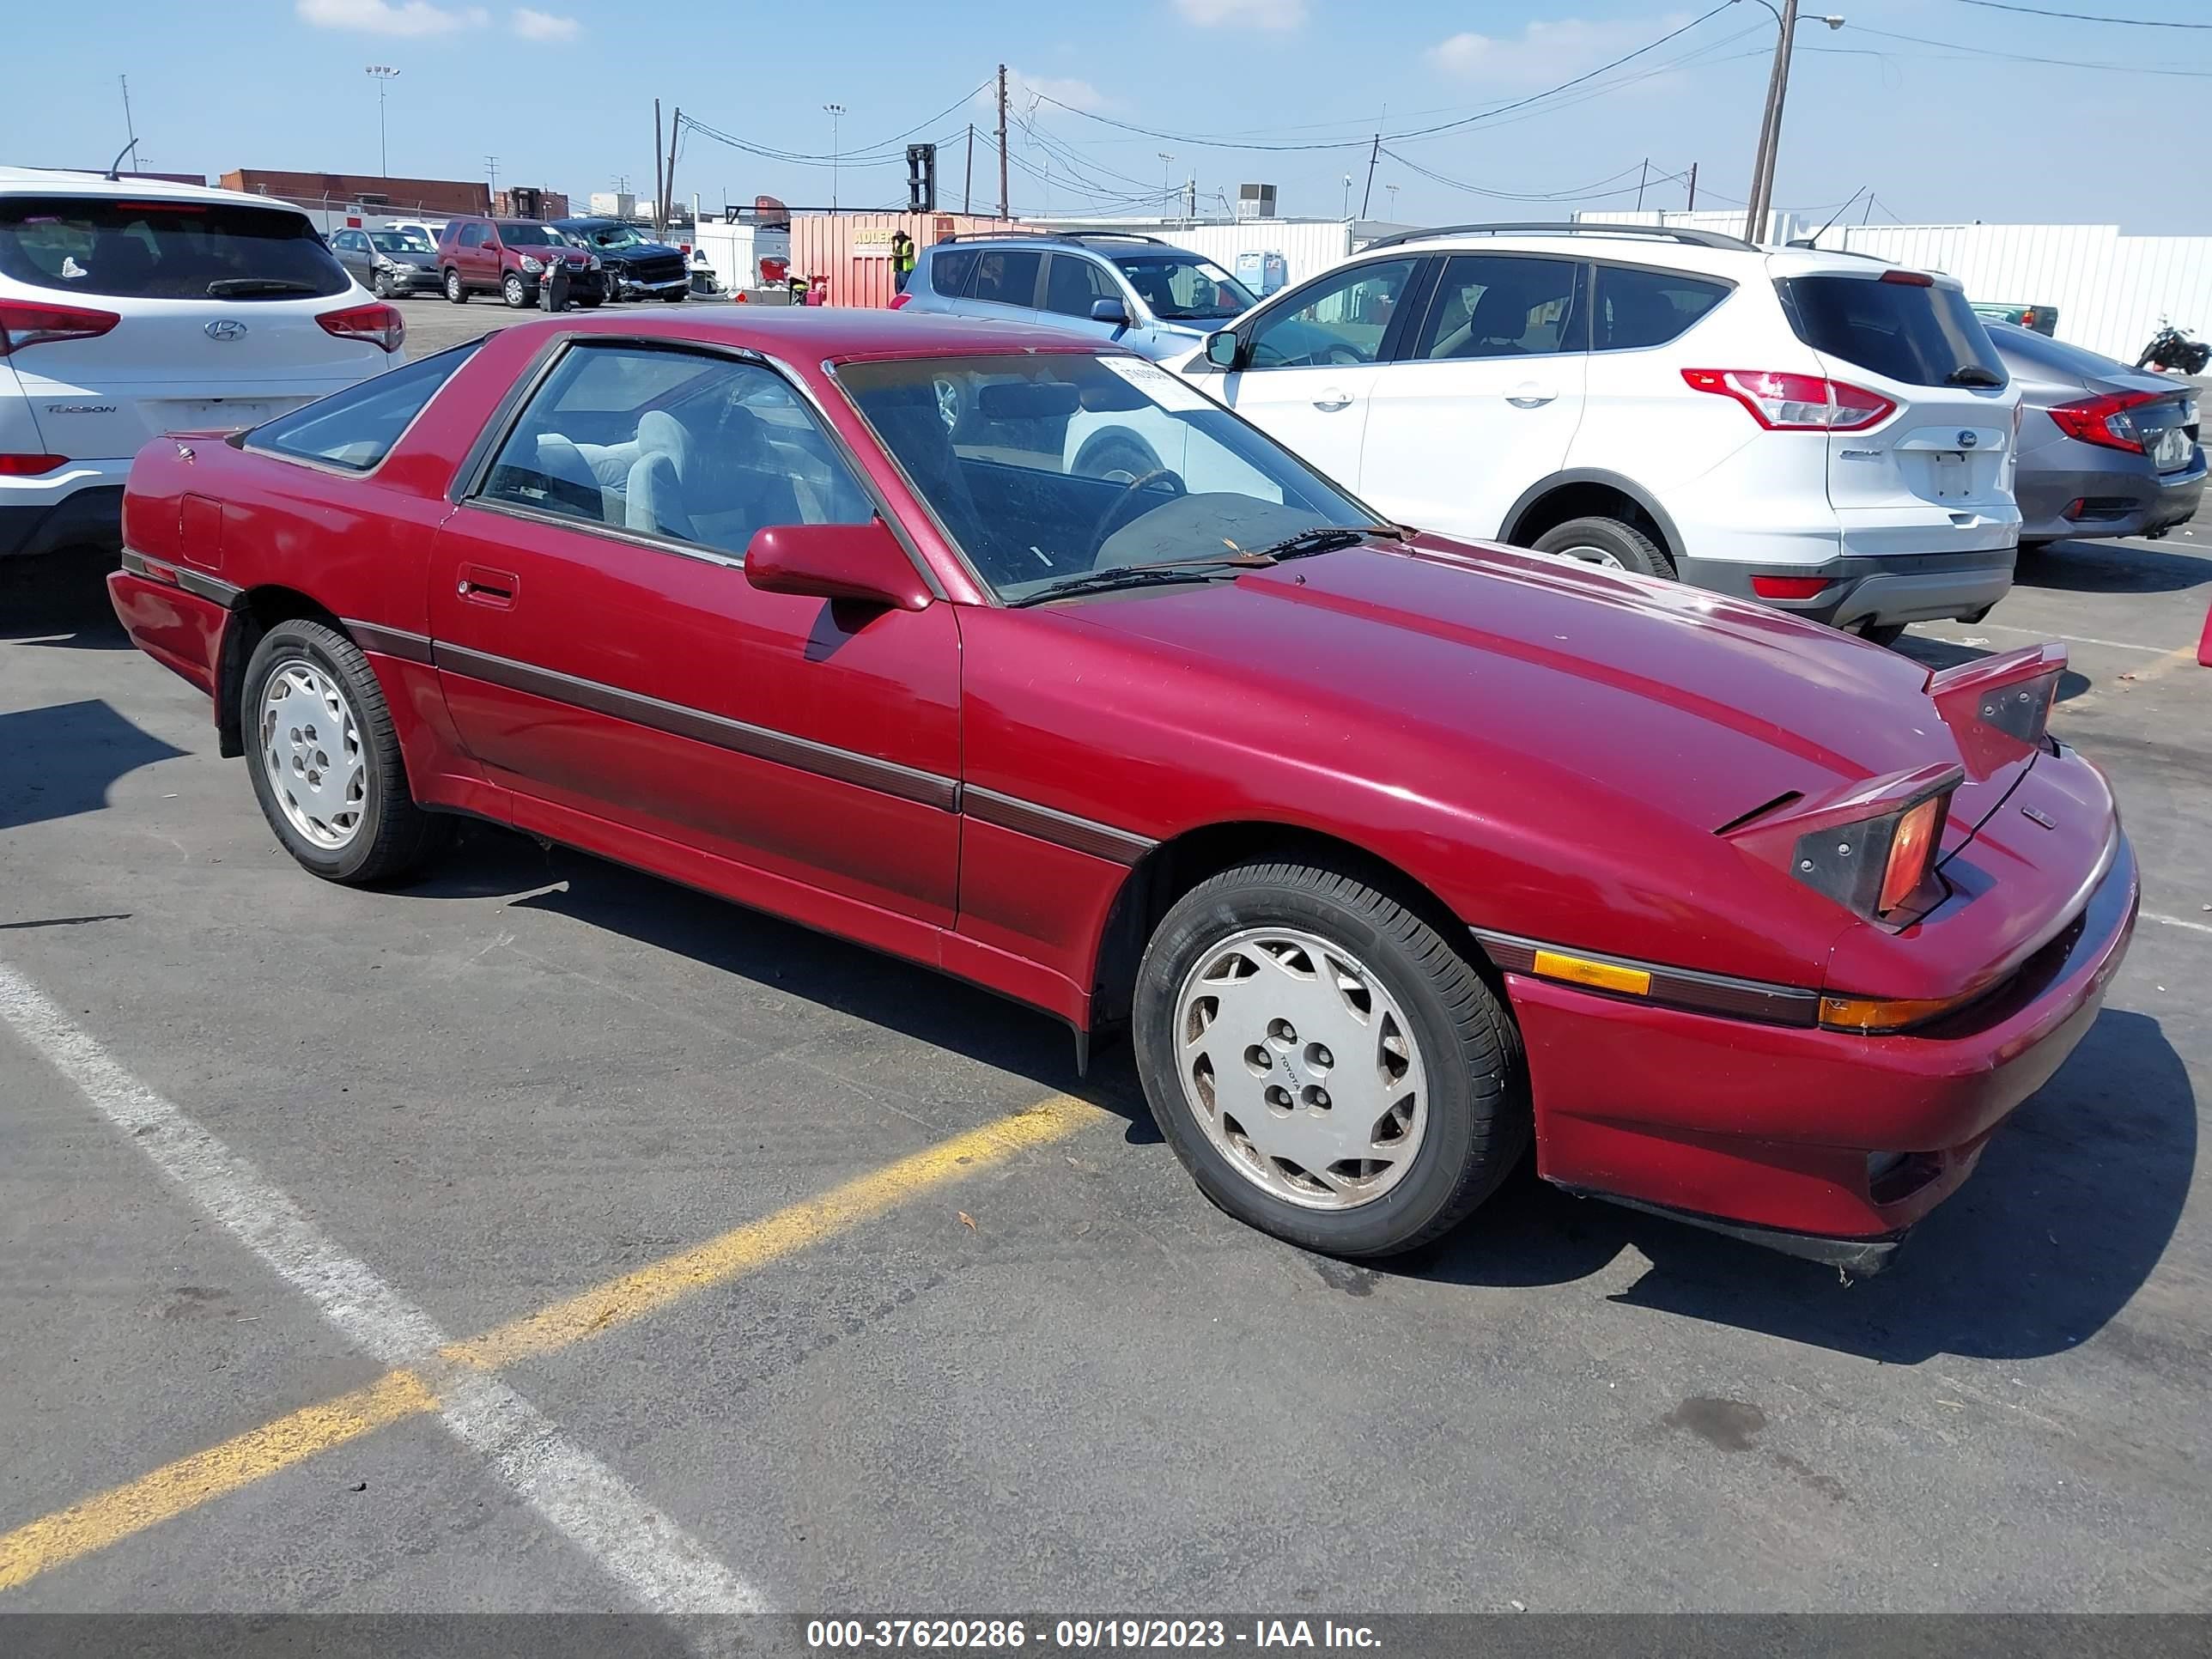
[823, 103, 845, 211]
[365, 65, 399, 179]
[1741, 1, 1844, 244]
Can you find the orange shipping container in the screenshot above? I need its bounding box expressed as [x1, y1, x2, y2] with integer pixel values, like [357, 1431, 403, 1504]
[787, 211, 1033, 309]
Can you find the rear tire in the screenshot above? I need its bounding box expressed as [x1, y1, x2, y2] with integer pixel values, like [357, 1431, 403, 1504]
[1529, 514, 1675, 580]
[1133, 860, 1528, 1259]
[242, 620, 448, 886]
[445, 268, 468, 305]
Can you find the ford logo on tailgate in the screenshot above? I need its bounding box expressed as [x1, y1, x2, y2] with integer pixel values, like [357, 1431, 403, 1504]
[204, 319, 248, 342]
[1958, 430, 1978, 448]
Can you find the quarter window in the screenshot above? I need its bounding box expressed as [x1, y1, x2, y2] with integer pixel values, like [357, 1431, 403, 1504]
[967, 248, 1042, 307]
[1593, 264, 1729, 351]
[1413, 255, 1582, 361]
[249, 342, 482, 471]
[477, 344, 873, 557]
[1246, 258, 1419, 368]
[1042, 254, 1121, 319]
[928, 246, 980, 296]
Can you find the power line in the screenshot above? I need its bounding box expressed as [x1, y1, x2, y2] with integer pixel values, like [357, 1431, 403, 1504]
[1942, 0, 2210, 25]
[1852, 23, 2212, 74]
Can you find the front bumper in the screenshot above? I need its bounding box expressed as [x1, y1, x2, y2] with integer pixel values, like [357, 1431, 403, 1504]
[1501, 832, 2138, 1271]
[2017, 452, 2206, 544]
[1679, 544, 2017, 629]
[375, 264, 445, 294]
[616, 273, 688, 299]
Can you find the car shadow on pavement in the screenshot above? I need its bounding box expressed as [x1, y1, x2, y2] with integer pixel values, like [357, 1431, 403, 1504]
[446, 835, 1162, 1139]
[0, 548, 129, 650]
[1407, 1006, 2193, 1364]
[2017, 538, 2211, 596]
[0, 699, 190, 834]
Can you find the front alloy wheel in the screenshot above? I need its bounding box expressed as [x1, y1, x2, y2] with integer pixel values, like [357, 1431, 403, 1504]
[502, 271, 530, 308]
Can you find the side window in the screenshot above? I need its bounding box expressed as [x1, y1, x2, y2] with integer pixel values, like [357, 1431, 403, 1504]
[968, 248, 1042, 308]
[1413, 255, 1582, 362]
[1042, 254, 1120, 319]
[1246, 258, 1419, 368]
[1593, 264, 1729, 351]
[331, 231, 360, 253]
[250, 342, 482, 471]
[929, 246, 980, 296]
[459, 222, 488, 249]
[477, 344, 873, 557]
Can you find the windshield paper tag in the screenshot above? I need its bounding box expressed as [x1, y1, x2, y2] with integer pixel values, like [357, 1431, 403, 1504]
[1097, 356, 1213, 413]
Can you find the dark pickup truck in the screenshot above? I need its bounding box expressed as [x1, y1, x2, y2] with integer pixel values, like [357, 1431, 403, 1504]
[551, 218, 689, 302]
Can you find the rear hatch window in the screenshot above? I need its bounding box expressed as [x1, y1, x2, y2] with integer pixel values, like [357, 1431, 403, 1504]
[0, 195, 349, 301]
[1777, 273, 2006, 389]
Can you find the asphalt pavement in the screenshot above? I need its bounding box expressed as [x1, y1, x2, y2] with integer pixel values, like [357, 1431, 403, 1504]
[1, 355, 2209, 1621]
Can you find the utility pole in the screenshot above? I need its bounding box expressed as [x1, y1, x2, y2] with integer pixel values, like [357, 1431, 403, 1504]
[823, 103, 845, 212]
[1685, 161, 1698, 211]
[964, 123, 974, 215]
[1359, 132, 1381, 219]
[1743, 5, 1846, 244]
[1385, 182, 1400, 219]
[1341, 173, 1352, 220]
[484, 154, 499, 210]
[651, 98, 664, 232]
[995, 64, 1010, 221]
[365, 66, 399, 179]
[1158, 150, 1175, 199]
[1186, 175, 1197, 221]
[665, 106, 682, 234]
[1634, 157, 1650, 212]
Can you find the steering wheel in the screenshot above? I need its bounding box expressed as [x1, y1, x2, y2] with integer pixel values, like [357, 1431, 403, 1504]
[1322, 342, 1368, 366]
[1090, 468, 1188, 552]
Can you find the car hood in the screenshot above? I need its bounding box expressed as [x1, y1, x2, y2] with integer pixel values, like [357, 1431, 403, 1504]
[594, 240, 683, 262]
[1055, 537, 2022, 842]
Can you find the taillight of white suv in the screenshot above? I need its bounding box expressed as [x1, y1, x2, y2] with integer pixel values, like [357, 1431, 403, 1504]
[317, 301, 405, 355]
[0, 297, 122, 355]
[1680, 368, 1895, 431]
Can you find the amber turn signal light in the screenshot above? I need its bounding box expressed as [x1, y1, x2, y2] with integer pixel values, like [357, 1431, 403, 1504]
[1819, 989, 1979, 1032]
[1532, 950, 1652, 996]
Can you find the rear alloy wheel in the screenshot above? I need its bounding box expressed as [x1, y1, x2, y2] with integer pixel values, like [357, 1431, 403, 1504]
[502, 271, 531, 308]
[1134, 860, 1527, 1258]
[445, 268, 468, 305]
[1530, 514, 1675, 580]
[243, 620, 447, 886]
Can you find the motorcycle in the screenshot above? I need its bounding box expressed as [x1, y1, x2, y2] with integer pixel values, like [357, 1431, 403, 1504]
[2136, 319, 2211, 375]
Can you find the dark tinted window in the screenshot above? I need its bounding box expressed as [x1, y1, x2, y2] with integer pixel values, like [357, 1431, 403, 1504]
[458, 222, 489, 249]
[1112, 253, 1254, 320]
[928, 246, 979, 296]
[1594, 264, 1729, 350]
[968, 248, 1041, 307]
[498, 222, 564, 247]
[1987, 321, 2128, 381]
[1042, 254, 1120, 319]
[249, 342, 482, 471]
[1413, 254, 1581, 361]
[1778, 274, 2006, 387]
[0, 195, 349, 300]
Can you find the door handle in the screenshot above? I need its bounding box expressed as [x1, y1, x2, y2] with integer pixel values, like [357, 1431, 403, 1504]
[1312, 388, 1352, 411]
[1506, 383, 1557, 409]
[457, 564, 518, 608]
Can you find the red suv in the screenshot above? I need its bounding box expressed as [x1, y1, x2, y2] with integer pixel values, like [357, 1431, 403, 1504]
[437, 216, 605, 308]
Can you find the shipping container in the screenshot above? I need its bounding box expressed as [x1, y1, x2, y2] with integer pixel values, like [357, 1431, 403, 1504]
[787, 212, 1030, 309]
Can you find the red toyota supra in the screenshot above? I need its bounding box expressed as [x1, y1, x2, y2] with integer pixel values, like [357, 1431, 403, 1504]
[108, 310, 2136, 1267]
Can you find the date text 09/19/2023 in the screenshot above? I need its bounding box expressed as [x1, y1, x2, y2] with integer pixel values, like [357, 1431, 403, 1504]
[805, 1618, 1382, 1649]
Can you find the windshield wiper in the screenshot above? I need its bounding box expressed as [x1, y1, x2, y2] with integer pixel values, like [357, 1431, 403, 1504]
[1008, 556, 1269, 607]
[1243, 526, 1386, 562]
[1946, 364, 2005, 388]
[207, 277, 321, 297]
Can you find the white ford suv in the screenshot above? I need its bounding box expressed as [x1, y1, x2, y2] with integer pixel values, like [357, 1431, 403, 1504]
[1, 169, 404, 563]
[1064, 223, 2022, 641]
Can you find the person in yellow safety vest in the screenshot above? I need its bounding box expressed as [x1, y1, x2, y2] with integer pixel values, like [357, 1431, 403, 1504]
[891, 229, 917, 295]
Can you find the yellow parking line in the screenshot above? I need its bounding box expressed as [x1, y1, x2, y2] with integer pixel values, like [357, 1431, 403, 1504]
[0, 1094, 1099, 1595]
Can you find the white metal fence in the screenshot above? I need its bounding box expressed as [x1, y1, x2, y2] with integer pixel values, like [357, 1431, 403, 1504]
[1580, 210, 2212, 366]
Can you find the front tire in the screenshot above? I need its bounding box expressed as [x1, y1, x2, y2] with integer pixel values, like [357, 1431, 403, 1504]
[242, 620, 447, 886]
[1529, 515, 1675, 580]
[445, 268, 468, 304]
[372, 270, 395, 300]
[1133, 860, 1528, 1258]
[502, 271, 531, 308]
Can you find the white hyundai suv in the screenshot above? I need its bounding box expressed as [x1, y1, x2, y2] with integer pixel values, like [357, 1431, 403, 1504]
[1, 169, 404, 562]
[1064, 223, 2021, 641]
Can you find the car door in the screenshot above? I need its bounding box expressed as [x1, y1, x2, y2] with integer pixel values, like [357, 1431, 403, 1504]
[963, 246, 1044, 327]
[1038, 252, 1127, 346]
[1201, 256, 1423, 496]
[331, 229, 374, 286]
[427, 338, 963, 926]
[1358, 252, 1589, 541]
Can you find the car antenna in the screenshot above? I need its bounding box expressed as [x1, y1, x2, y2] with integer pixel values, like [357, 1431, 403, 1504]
[104, 137, 140, 182]
[1798, 187, 1864, 252]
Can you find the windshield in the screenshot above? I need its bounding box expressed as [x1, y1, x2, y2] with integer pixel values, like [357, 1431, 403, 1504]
[0, 195, 349, 300]
[371, 229, 432, 253]
[836, 352, 1379, 604]
[1114, 253, 1255, 321]
[499, 222, 565, 247]
[567, 222, 647, 250]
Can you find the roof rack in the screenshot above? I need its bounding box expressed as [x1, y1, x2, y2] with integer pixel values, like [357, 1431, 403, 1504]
[1359, 221, 1755, 253]
[931, 228, 1173, 248]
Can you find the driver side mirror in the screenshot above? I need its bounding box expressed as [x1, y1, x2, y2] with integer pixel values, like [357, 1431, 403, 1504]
[744, 520, 932, 612]
[1203, 329, 1243, 371]
[1089, 297, 1129, 327]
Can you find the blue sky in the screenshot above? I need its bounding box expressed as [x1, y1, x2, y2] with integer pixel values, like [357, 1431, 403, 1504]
[10, 0, 2211, 233]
